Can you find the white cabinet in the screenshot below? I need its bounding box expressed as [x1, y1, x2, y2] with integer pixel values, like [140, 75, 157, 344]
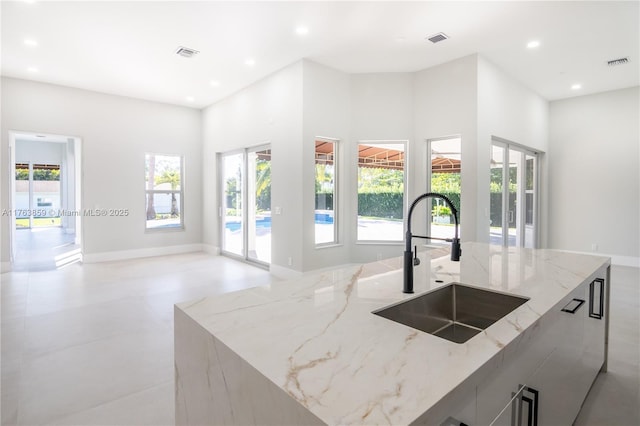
[582, 277, 607, 385]
[476, 268, 609, 426]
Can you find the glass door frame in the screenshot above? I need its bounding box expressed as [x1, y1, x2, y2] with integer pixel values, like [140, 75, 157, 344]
[491, 137, 540, 248]
[218, 144, 271, 268]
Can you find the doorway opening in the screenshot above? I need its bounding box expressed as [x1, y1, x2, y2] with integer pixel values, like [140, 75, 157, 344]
[9, 132, 83, 271]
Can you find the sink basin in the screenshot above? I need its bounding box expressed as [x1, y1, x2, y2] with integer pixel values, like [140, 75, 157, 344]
[373, 283, 529, 343]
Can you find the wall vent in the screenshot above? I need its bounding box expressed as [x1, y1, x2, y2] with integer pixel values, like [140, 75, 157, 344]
[427, 32, 449, 44]
[175, 46, 199, 58]
[607, 57, 629, 66]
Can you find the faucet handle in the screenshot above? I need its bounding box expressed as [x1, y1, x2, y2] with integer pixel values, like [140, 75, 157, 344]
[413, 246, 421, 266]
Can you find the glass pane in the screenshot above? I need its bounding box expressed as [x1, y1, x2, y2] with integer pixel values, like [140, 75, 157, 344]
[32, 164, 60, 228]
[357, 142, 405, 241]
[490, 146, 504, 245]
[146, 154, 181, 190]
[15, 164, 30, 228]
[145, 154, 183, 229]
[315, 140, 336, 245]
[429, 138, 461, 240]
[524, 155, 536, 248]
[508, 149, 522, 247]
[248, 149, 271, 263]
[145, 193, 181, 228]
[222, 153, 244, 256]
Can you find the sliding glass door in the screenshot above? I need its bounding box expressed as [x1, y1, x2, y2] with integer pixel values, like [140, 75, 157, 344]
[221, 152, 244, 256]
[15, 163, 62, 229]
[490, 140, 539, 248]
[247, 148, 271, 263]
[220, 145, 271, 265]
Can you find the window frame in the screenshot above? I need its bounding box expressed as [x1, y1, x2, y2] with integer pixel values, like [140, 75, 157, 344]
[144, 152, 185, 231]
[356, 140, 407, 244]
[426, 136, 462, 242]
[315, 137, 339, 247]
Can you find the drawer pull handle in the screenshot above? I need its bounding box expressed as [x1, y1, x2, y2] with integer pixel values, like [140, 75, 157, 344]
[561, 298, 585, 314]
[589, 278, 605, 319]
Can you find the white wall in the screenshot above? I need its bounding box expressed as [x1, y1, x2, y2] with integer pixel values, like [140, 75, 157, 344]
[202, 61, 304, 272]
[202, 56, 552, 273]
[350, 72, 414, 263]
[549, 87, 639, 266]
[301, 60, 351, 270]
[1, 77, 203, 264]
[413, 55, 479, 242]
[477, 57, 549, 246]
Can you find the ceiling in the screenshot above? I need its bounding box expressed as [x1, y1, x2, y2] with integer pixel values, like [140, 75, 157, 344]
[2, 1, 638, 109]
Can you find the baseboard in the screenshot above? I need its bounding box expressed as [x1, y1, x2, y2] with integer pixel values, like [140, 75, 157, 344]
[202, 244, 220, 255]
[269, 263, 303, 280]
[1, 261, 12, 273]
[83, 244, 204, 263]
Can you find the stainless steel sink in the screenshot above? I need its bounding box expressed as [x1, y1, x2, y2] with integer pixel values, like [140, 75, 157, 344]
[373, 283, 529, 343]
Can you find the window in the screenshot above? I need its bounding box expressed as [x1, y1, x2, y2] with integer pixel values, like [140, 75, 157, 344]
[427, 137, 462, 241]
[315, 138, 338, 245]
[145, 153, 183, 230]
[357, 141, 406, 242]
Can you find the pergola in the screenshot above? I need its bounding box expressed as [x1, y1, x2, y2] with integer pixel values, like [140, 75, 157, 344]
[315, 140, 460, 173]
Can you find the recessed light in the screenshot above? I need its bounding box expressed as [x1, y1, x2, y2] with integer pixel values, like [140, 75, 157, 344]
[295, 26, 309, 36]
[571, 84, 582, 90]
[527, 40, 540, 49]
[244, 58, 256, 66]
[210, 80, 220, 87]
[186, 96, 195, 102]
[24, 39, 38, 47]
[27, 66, 38, 73]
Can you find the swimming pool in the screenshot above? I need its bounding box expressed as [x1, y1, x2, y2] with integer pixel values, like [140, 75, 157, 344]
[225, 212, 333, 231]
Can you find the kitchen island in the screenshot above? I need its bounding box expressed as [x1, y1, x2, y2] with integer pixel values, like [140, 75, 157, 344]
[175, 243, 610, 425]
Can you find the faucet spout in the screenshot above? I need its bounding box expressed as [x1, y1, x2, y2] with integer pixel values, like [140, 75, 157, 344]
[403, 192, 461, 293]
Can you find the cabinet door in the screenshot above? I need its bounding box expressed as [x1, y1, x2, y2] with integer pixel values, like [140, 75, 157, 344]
[490, 385, 539, 426]
[581, 276, 607, 393]
[476, 311, 559, 425]
[543, 285, 586, 422]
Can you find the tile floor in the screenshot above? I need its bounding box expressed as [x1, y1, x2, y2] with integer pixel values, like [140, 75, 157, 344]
[12, 228, 80, 272]
[1, 253, 638, 425]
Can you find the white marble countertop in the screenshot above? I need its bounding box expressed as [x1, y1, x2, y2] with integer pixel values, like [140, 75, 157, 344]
[176, 243, 610, 425]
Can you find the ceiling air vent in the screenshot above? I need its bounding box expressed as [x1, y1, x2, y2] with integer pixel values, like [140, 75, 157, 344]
[427, 32, 449, 44]
[175, 46, 199, 58]
[607, 57, 629, 66]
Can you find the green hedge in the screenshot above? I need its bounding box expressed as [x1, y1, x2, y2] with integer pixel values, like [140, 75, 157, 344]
[316, 191, 463, 221]
[358, 193, 404, 219]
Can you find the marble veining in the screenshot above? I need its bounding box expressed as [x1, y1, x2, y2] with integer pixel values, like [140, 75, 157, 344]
[175, 243, 610, 425]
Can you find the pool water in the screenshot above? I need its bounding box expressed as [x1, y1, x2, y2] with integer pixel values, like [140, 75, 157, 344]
[225, 213, 333, 231]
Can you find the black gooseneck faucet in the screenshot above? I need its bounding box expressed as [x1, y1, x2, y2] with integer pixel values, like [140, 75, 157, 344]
[404, 192, 461, 294]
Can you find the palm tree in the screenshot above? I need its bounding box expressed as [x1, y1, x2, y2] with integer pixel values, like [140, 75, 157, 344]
[255, 159, 271, 211]
[156, 170, 180, 217]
